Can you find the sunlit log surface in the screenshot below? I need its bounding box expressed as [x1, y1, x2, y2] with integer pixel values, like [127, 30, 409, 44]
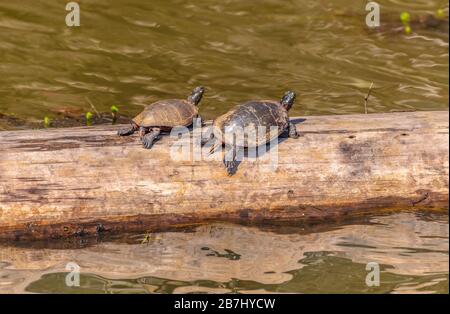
[0, 111, 448, 240]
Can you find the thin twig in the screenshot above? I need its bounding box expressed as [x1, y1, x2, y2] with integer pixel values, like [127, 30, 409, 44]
[364, 82, 374, 114]
[85, 97, 101, 118]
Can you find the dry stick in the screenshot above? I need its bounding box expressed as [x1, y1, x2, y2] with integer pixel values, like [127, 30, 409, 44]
[85, 97, 101, 118]
[364, 82, 374, 114]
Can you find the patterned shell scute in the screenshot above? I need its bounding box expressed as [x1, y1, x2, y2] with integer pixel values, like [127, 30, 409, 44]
[133, 99, 198, 128]
[213, 101, 289, 147]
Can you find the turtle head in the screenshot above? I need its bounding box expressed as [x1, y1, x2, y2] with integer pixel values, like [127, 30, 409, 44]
[280, 91, 296, 111]
[187, 86, 205, 106]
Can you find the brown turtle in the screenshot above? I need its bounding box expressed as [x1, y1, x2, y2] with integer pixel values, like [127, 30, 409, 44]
[118, 86, 204, 149]
[206, 91, 298, 175]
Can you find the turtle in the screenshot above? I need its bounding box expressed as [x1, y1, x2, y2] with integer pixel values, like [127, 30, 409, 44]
[205, 91, 298, 175]
[117, 86, 205, 149]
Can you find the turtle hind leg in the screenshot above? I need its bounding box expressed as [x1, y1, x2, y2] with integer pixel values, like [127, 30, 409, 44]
[142, 128, 161, 149]
[118, 124, 137, 136]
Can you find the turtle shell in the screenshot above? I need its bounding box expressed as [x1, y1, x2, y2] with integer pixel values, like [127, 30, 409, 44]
[133, 99, 198, 129]
[213, 100, 288, 147]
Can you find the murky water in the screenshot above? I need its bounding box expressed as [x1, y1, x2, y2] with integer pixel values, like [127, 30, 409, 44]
[0, 0, 448, 130]
[0, 1, 448, 293]
[0, 212, 448, 294]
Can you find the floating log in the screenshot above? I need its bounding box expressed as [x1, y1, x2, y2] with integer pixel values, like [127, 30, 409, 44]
[0, 111, 448, 240]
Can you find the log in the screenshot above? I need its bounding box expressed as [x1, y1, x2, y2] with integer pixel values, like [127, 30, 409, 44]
[0, 111, 448, 240]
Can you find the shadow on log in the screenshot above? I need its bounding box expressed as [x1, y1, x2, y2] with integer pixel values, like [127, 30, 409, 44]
[0, 111, 448, 240]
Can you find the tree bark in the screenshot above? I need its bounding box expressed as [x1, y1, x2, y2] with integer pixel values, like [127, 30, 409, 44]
[0, 111, 448, 240]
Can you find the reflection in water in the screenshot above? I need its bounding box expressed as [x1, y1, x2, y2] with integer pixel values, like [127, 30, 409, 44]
[0, 212, 448, 294]
[0, 0, 448, 130]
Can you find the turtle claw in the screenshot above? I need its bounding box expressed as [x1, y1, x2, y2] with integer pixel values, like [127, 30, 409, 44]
[224, 160, 238, 176]
[288, 122, 299, 139]
[142, 139, 153, 149]
[289, 132, 299, 139]
[142, 128, 161, 150]
[117, 127, 136, 136]
[142, 136, 159, 149]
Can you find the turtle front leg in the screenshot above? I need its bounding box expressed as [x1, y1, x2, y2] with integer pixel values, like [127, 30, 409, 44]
[288, 122, 299, 139]
[223, 145, 240, 176]
[142, 128, 161, 149]
[117, 123, 138, 136]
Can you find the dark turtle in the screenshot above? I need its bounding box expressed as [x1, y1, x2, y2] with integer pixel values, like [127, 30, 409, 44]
[118, 86, 204, 149]
[207, 91, 298, 175]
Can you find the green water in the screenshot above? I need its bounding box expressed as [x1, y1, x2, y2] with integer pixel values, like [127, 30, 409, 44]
[0, 0, 448, 130]
[0, 0, 448, 294]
